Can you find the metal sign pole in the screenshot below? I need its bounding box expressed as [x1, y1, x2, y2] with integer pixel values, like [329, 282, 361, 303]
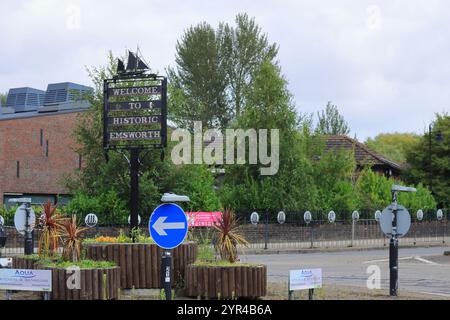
[264, 211, 269, 250]
[390, 191, 399, 297]
[129, 148, 140, 241]
[308, 288, 315, 300]
[24, 203, 33, 255]
[161, 250, 172, 300]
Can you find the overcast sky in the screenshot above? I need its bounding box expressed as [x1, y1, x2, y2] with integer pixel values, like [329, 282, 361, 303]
[1, 0, 449, 140]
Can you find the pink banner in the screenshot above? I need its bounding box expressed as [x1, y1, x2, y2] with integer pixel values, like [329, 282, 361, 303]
[186, 212, 222, 227]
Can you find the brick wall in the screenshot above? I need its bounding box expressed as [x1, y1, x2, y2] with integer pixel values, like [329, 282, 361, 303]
[0, 111, 84, 204]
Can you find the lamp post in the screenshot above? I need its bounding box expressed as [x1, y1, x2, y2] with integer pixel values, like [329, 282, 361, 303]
[428, 123, 444, 194]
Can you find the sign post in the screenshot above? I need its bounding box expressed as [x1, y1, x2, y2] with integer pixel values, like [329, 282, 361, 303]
[380, 185, 416, 297]
[103, 51, 167, 239]
[149, 199, 189, 300]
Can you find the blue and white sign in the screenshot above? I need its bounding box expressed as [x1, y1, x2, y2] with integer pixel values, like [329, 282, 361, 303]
[289, 268, 322, 291]
[0, 269, 52, 292]
[149, 203, 188, 249]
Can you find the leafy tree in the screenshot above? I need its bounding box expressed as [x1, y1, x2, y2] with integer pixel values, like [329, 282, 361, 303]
[365, 133, 420, 164]
[162, 164, 221, 212]
[315, 102, 350, 135]
[219, 13, 278, 117]
[167, 22, 230, 130]
[313, 148, 358, 212]
[403, 112, 449, 207]
[168, 13, 278, 129]
[355, 167, 436, 212]
[220, 60, 319, 211]
[0, 92, 7, 106]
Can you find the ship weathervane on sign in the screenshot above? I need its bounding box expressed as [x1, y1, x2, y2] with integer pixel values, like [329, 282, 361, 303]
[117, 49, 150, 75]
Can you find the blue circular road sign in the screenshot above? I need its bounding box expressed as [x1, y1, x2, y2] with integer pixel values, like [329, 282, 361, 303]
[149, 203, 188, 249]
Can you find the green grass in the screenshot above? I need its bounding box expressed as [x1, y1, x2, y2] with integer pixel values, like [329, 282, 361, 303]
[43, 259, 116, 269]
[197, 244, 216, 262]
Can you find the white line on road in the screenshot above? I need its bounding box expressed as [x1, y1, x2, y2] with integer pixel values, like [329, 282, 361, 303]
[419, 291, 450, 298]
[363, 256, 413, 264]
[414, 256, 439, 265]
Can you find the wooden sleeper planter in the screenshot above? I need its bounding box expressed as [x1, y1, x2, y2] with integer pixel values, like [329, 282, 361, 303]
[13, 256, 41, 269]
[48, 266, 120, 300]
[84, 242, 198, 289]
[185, 265, 267, 299]
[13, 256, 120, 300]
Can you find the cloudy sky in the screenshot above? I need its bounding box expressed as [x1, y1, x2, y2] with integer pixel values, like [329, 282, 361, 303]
[1, 0, 449, 140]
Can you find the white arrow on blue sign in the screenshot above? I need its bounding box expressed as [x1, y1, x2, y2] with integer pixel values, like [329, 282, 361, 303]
[149, 203, 188, 249]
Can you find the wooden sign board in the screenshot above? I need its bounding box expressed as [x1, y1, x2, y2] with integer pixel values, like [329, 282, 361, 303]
[103, 75, 167, 149]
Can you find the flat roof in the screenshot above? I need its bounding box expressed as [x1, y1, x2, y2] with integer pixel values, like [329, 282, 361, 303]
[0, 107, 88, 121]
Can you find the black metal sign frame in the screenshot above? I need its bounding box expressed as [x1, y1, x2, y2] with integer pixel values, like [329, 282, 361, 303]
[103, 73, 167, 150]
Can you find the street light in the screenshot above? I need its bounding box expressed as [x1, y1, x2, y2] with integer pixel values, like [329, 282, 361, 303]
[429, 123, 444, 194]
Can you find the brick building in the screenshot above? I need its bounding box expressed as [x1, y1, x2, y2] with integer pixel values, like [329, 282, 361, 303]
[0, 82, 92, 206]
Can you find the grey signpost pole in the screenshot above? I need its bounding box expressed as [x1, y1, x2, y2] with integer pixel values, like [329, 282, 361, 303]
[389, 190, 399, 296]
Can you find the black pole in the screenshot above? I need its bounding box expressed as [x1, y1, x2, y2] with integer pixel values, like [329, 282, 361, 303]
[24, 204, 33, 255]
[264, 211, 269, 250]
[161, 250, 172, 300]
[429, 124, 433, 193]
[129, 148, 140, 241]
[308, 288, 314, 300]
[389, 192, 399, 296]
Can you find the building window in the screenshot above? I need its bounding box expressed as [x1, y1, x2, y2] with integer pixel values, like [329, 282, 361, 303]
[16, 161, 20, 178]
[46, 140, 49, 157]
[40, 129, 43, 146]
[78, 154, 82, 170]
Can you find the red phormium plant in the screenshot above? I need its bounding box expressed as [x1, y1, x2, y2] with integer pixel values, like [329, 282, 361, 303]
[213, 209, 249, 263]
[38, 200, 65, 257]
[61, 215, 88, 263]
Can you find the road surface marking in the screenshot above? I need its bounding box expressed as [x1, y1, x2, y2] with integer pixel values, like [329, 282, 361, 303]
[419, 291, 450, 298]
[363, 256, 413, 264]
[414, 256, 438, 265]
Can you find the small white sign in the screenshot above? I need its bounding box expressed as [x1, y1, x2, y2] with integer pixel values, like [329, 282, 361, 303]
[14, 205, 36, 235]
[0, 269, 52, 292]
[0, 258, 12, 268]
[289, 268, 322, 291]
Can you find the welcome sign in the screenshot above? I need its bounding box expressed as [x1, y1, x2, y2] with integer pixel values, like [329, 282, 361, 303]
[0, 269, 52, 292]
[103, 76, 167, 150]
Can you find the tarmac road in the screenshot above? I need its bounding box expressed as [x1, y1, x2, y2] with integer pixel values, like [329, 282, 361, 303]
[241, 246, 450, 297]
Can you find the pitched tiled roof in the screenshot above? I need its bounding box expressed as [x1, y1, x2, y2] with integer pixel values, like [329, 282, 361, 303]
[324, 135, 402, 171]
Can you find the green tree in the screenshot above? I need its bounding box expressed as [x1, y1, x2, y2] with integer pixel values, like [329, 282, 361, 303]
[220, 60, 319, 211]
[365, 133, 420, 164]
[315, 102, 350, 135]
[313, 148, 358, 212]
[403, 112, 449, 207]
[219, 13, 278, 117]
[168, 13, 278, 129]
[0, 92, 7, 107]
[355, 167, 436, 212]
[167, 22, 230, 130]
